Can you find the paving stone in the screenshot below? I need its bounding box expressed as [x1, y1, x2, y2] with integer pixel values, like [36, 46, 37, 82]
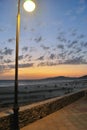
[21, 97, 87, 130]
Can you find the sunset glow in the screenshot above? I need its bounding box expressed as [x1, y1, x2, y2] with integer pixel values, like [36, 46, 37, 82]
[0, 65, 87, 80]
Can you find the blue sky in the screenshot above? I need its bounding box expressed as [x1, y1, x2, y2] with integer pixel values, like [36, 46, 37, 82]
[0, 0, 87, 79]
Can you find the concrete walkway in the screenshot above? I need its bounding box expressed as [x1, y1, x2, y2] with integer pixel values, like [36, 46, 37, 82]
[21, 97, 87, 130]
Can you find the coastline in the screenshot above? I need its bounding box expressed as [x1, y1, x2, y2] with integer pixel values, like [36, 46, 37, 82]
[0, 78, 87, 110]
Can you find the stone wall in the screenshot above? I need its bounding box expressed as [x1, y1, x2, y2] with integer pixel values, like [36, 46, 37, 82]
[0, 89, 86, 130]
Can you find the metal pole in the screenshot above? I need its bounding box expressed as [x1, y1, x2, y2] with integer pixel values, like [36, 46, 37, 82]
[13, 0, 20, 129]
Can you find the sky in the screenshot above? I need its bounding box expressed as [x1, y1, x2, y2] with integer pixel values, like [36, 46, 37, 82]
[0, 0, 87, 80]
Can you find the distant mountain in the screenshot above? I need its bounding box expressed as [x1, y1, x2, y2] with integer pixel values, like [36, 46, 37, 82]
[39, 75, 87, 81]
[16, 75, 87, 81]
[41, 76, 77, 81]
[79, 75, 87, 79]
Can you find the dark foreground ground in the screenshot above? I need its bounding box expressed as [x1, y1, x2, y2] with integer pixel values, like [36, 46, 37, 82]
[21, 97, 87, 130]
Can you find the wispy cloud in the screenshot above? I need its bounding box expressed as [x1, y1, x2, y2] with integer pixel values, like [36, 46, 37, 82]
[8, 63, 34, 69]
[0, 65, 6, 73]
[34, 36, 42, 43]
[4, 59, 13, 63]
[19, 63, 34, 68]
[75, 48, 82, 53]
[36, 56, 44, 61]
[63, 56, 86, 64]
[18, 55, 23, 60]
[37, 56, 87, 67]
[29, 47, 36, 52]
[0, 56, 3, 60]
[57, 44, 64, 49]
[40, 45, 50, 50]
[8, 38, 15, 43]
[67, 40, 78, 48]
[57, 35, 66, 43]
[37, 62, 58, 67]
[22, 46, 28, 52]
[3, 47, 13, 55]
[77, 34, 85, 39]
[83, 42, 87, 47]
[49, 53, 56, 60]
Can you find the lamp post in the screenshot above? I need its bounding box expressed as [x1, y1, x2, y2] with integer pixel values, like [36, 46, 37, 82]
[13, 0, 36, 129]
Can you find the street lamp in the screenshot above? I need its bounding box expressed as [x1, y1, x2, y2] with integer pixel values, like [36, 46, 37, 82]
[13, 0, 36, 129]
[23, 0, 36, 12]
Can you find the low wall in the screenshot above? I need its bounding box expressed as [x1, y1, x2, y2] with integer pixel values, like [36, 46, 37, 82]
[0, 89, 86, 130]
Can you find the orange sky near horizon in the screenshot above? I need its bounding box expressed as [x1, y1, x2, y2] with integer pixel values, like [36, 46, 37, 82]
[0, 64, 87, 80]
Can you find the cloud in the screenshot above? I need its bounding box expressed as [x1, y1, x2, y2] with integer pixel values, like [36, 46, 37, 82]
[37, 55, 87, 67]
[24, 55, 32, 61]
[68, 40, 71, 44]
[22, 46, 28, 52]
[69, 28, 77, 37]
[63, 56, 86, 64]
[23, 26, 27, 31]
[34, 36, 42, 43]
[80, 41, 87, 47]
[3, 47, 13, 55]
[68, 51, 74, 55]
[36, 56, 44, 61]
[18, 55, 23, 60]
[58, 52, 66, 59]
[24, 54, 29, 58]
[37, 62, 58, 67]
[71, 32, 77, 37]
[8, 63, 34, 69]
[0, 65, 6, 73]
[76, 48, 82, 53]
[19, 63, 34, 68]
[58, 31, 65, 35]
[8, 38, 15, 43]
[0, 56, 3, 60]
[4, 59, 13, 63]
[0, 50, 2, 54]
[28, 56, 32, 61]
[40, 45, 50, 50]
[57, 44, 64, 49]
[49, 54, 56, 60]
[57, 36, 66, 43]
[83, 42, 87, 47]
[29, 47, 36, 52]
[77, 34, 85, 39]
[83, 51, 87, 54]
[67, 40, 78, 48]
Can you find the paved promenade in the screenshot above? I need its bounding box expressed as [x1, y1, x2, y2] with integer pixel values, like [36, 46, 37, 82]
[21, 97, 87, 130]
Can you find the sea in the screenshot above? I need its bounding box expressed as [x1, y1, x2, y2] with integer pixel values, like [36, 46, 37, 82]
[0, 79, 86, 109]
[0, 80, 41, 88]
[0, 79, 54, 88]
